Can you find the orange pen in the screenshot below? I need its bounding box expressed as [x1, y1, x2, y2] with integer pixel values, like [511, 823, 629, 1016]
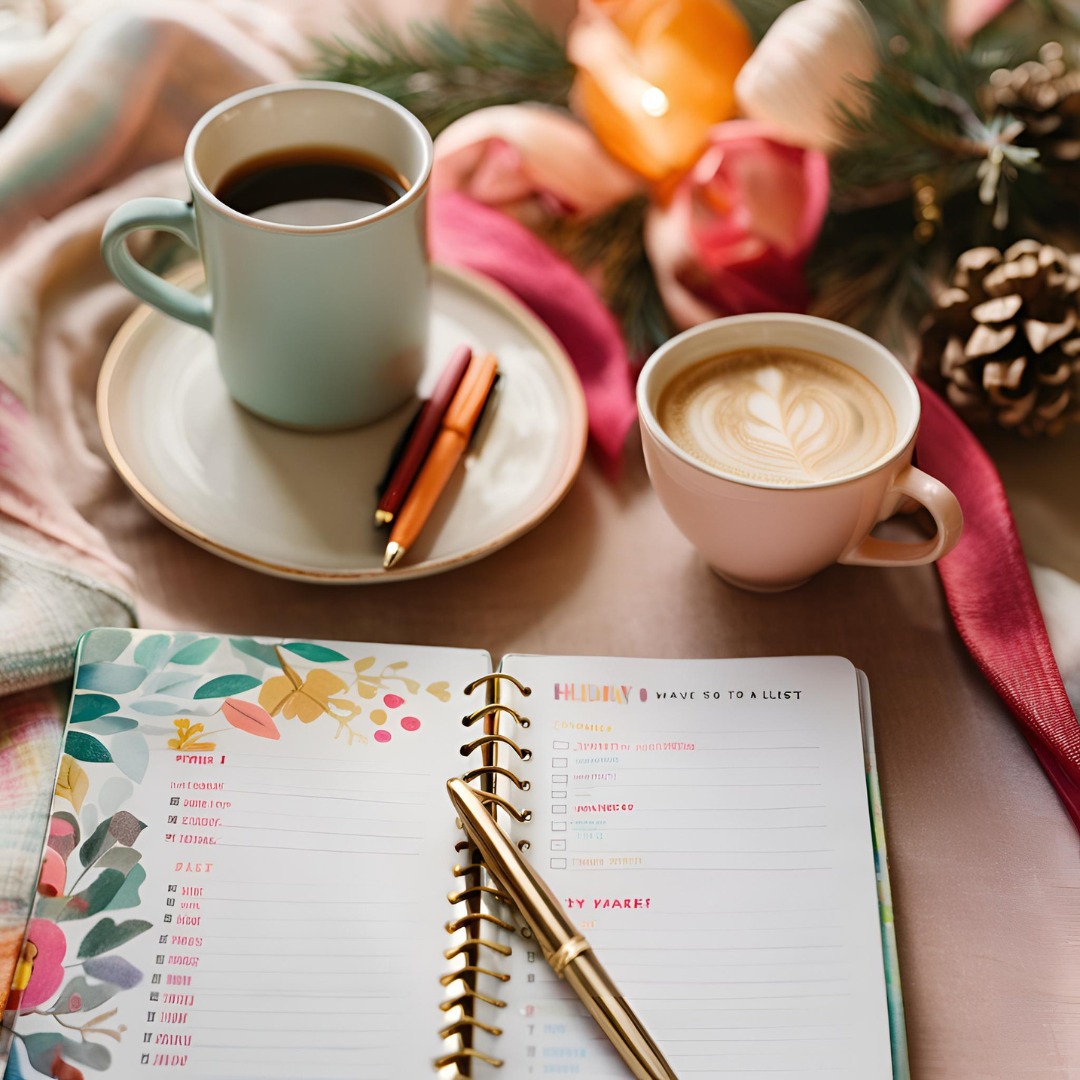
[383, 352, 499, 569]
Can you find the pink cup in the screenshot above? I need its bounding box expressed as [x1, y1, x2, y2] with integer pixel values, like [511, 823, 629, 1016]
[637, 314, 963, 591]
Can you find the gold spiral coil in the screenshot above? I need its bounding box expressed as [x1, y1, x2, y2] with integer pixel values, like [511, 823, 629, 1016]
[447, 883, 513, 906]
[446, 911, 516, 936]
[434, 1045, 505, 1072]
[459, 733, 532, 761]
[461, 765, 530, 791]
[439, 965, 512, 987]
[465, 789, 532, 823]
[439, 1017, 504, 1040]
[463, 671, 532, 697]
[439, 986, 508, 1013]
[440, 669, 534, 1075]
[444, 938, 512, 961]
[463, 702, 530, 729]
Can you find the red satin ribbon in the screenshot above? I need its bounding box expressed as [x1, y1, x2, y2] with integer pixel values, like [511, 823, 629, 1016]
[916, 381, 1080, 830]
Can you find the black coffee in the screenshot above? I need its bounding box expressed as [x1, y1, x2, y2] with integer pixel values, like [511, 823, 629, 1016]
[215, 146, 408, 225]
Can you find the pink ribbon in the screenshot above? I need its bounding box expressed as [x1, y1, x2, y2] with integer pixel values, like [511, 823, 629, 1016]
[430, 191, 638, 474]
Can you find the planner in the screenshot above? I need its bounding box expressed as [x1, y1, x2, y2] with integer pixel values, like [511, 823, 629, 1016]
[2, 629, 906, 1079]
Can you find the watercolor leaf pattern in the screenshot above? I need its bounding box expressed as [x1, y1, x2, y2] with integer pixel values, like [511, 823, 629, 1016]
[259, 654, 358, 724]
[426, 681, 451, 702]
[221, 698, 280, 739]
[14, 632, 454, 1080]
[77, 918, 154, 960]
[64, 732, 112, 764]
[54, 756, 89, 813]
[281, 641, 349, 663]
[69, 694, 120, 725]
[167, 637, 220, 666]
[168, 718, 216, 751]
[23, 1030, 112, 1077]
[193, 673, 262, 699]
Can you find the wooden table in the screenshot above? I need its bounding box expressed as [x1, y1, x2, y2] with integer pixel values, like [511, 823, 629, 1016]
[95, 422, 1080, 1080]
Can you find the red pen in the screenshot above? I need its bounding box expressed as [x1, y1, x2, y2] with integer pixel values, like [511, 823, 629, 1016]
[383, 353, 499, 569]
[374, 344, 472, 526]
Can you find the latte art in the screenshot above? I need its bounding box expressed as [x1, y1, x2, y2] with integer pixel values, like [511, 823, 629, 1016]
[658, 348, 897, 485]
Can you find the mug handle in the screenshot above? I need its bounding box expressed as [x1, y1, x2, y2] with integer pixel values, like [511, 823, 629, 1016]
[101, 198, 212, 332]
[839, 465, 964, 567]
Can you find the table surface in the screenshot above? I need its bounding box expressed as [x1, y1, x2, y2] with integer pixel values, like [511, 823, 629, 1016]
[101, 420, 1080, 1080]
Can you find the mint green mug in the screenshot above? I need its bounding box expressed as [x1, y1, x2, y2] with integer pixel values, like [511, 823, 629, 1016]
[101, 82, 432, 430]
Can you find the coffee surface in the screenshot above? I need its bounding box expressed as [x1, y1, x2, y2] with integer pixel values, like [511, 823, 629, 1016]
[658, 347, 897, 485]
[215, 146, 407, 225]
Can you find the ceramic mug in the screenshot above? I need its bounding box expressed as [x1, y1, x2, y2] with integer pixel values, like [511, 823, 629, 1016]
[101, 82, 432, 430]
[637, 313, 964, 591]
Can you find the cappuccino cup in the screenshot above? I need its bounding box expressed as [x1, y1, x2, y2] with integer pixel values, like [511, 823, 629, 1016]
[101, 82, 432, 430]
[637, 314, 963, 591]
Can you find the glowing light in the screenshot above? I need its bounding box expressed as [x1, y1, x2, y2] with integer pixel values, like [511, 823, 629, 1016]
[640, 85, 669, 117]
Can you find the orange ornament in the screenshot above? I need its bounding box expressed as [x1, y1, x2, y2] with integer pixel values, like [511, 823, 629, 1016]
[567, 0, 753, 183]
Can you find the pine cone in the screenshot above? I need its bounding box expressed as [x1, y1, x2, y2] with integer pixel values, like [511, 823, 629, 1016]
[987, 42, 1080, 186]
[917, 240, 1080, 436]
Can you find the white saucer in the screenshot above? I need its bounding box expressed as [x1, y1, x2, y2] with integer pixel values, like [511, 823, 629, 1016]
[98, 263, 588, 583]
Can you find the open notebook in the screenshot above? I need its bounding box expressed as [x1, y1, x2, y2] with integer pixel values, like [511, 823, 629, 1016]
[2, 630, 907, 1079]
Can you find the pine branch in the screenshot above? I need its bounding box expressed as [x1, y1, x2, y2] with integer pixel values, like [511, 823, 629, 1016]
[830, 3, 996, 193]
[806, 0, 1080, 337]
[309, 1, 574, 136]
[538, 197, 676, 360]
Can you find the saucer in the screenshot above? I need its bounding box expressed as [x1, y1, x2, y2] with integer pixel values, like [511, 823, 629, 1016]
[98, 264, 587, 583]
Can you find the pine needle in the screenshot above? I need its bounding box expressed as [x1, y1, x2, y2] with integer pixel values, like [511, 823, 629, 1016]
[309, 1, 574, 136]
[539, 197, 676, 360]
[806, 0, 1080, 338]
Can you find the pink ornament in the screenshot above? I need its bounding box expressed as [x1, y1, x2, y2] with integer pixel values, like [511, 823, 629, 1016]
[644, 121, 830, 329]
[432, 104, 641, 228]
[374, 730, 391, 743]
[382, 694, 405, 709]
[400, 716, 420, 732]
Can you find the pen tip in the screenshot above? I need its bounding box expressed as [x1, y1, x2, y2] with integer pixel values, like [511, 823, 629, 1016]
[374, 509, 393, 526]
[383, 541, 406, 569]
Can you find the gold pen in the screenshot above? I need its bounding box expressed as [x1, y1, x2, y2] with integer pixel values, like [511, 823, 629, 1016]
[446, 778, 679, 1080]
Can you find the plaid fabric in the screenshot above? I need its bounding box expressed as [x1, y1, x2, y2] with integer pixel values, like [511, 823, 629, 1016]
[0, 687, 63, 1003]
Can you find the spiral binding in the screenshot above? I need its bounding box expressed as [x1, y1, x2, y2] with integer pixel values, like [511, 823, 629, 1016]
[437, 671, 532, 1077]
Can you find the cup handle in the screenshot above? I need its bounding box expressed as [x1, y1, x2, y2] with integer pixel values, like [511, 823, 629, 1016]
[101, 198, 212, 332]
[839, 464, 964, 568]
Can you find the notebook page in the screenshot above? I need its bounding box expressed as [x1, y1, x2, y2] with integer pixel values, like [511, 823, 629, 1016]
[5, 632, 490, 1080]
[493, 654, 892, 1079]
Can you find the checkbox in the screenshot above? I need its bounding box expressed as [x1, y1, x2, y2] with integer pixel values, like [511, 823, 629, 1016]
[550, 858, 567, 869]
[551, 774, 568, 785]
[552, 804, 567, 814]
[553, 741, 569, 750]
[551, 821, 567, 831]
[550, 839, 566, 851]
[551, 789, 567, 799]
[552, 757, 568, 768]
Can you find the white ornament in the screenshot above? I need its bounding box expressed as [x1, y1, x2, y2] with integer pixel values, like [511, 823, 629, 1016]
[734, 0, 879, 151]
